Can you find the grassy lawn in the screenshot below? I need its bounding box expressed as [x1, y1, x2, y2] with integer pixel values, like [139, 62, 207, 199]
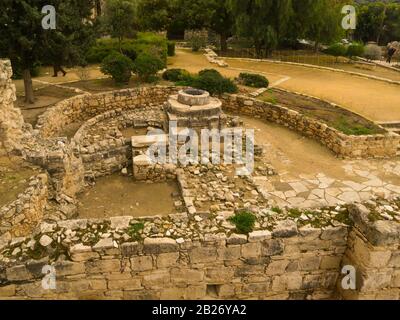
[259, 88, 385, 136]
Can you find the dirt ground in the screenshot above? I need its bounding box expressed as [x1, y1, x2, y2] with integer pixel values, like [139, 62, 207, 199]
[169, 49, 400, 122]
[77, 175, 181, 219]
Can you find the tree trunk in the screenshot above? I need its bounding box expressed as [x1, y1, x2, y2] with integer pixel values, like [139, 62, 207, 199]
[220, 33, 228, 52]
[118, 37, 122, 53]
[23, 69, 35, 104]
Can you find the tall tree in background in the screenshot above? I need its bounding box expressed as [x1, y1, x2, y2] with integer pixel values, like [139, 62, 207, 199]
[303, 0, 348, 51]
[43, 1, 96, 74]
[209, 0, 234, 52]
[0, 0, 96, 104]
[228, 0, 293, 57]
[355, 1, 400, 45]
[103, 0, 137, 52]
[137, 0, 172, 31]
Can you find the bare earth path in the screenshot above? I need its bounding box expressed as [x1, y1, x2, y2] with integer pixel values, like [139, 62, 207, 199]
[170, 49, 400, 122]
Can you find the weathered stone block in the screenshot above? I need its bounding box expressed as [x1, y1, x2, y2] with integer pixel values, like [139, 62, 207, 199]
[227, 233, 247, 245]
[54, 261, 85, 277]
[190, 246, 218, 264]
[85, 259, 121, 274]
[130, 256, 153, 272]
[248, 230, 272, 242]
[157, 252, 179, 268]
[298, 255, 321, 271]
[218, 245, 241, 261]
[142, 271, 170, 288]
[108, 278, 142, 290]
[6, 265, 33, 281]
[272, 220, 298, 238]
[320, 256, 341, 270]
[205, 267, 234, 284]
[241, 242, 261, 258]
[261, 239, 284, 256]
[171, 268, 204, 285]
[143, 237, 178, 254]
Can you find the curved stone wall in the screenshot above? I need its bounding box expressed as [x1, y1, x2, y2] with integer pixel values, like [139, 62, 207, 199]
[220, 94, 400, 159]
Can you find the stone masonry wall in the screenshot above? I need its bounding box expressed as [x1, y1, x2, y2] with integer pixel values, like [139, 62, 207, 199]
[36, 87, 179, 139]
[0, 59, 25, 155]
[220, 94, 400, 159]
[0, 174, 48, 240]
[0, 206, 398, 300]
[339, 204, 400, 300]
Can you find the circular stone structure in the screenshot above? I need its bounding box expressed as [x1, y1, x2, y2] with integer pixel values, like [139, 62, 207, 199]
[166, 88, 226, 130]
[177, 88, 210, 106]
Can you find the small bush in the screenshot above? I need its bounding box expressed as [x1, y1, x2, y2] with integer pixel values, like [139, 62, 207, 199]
[190, 35, 207, 52]
[324, 43, 347, 62]
[346, 43, 365, 60]
[187, 69, 238, 95]
[100, 52, 134, 84]
[162, 68, 190, 82]
[364, 44, 382, 61]
[167, 41, 176, 56]
[228, 211, 256, 234]
[238, 73, 269, 88]
[133, 53, 164, 82]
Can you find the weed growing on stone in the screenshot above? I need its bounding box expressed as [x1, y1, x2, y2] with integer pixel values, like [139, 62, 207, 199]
[127, 222, 145, 240]
[229, 211, 256, 234]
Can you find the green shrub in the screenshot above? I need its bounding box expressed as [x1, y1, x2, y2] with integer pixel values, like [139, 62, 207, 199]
[346, 43, 365, 60]
[167, 41, 176, 56]
[364, 44, 382, 61]
[162, 68, 190, 82]
[86, 33, 167, 66]
[191, 69, 238, 95]
[190, 34, 207, 52]
[238, 73, 269, 88]
[228, 211, 256, 234]
[324, 43, 347, 62]
[133, 53, 164, 82]
[100, 52, 134, 84]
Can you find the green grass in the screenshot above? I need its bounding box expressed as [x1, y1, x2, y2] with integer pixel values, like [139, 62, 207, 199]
[333, 117, 376, 136]
[271, 207, 283, 214]
[127, 223, 145, 240]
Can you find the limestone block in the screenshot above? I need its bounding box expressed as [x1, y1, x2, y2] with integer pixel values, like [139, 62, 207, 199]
[189, 246, 218, 263]
[241, 242, 261, 258]
[171, 268, 204, 285]
[130, 256, 154, 272]
[157, 252, 179, 268]
[108, 278, 142, 291]
[85, 259, 121, 274]
[143, 237, 178, 254]
[272, 220, 298, 238]
[261, 239, 284, 256]
[248, 230, 272, 242]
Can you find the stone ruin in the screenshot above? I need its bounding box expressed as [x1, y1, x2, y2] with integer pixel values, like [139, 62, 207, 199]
[166, 88, 227, 131]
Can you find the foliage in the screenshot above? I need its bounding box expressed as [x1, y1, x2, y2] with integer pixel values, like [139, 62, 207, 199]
[355, 2, 400, 45]
[137, 0, 172, 31]
[190, 34, 207, 52]
[238, 73, 269, 88]
[100, 52, 134, 84]
[363, 44, 382, 61]
[0, 0, 95, 103]
[133, 53, 164, 82]
[167, 41, 176, 56]
[162, 68, 190, 82]
[346, 43, 365, 60]
[186, 69, 238, 95]
[333, 117, 375, 136]
[127, 223, 145, 241]
[324, 43, 347, 62]
[86, 33, 167, 67]
[228, 211, 256, 234]
[103, 0, 137, 50]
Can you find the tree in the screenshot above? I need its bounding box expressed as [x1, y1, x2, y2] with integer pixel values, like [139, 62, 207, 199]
[302, 0, 348, 51]
[0, 0, 95, 104]
[137, 0, 172, 31]
[355, 1, 400, 45]
[209, 0, 234, 52]
[228, 0, 293, 57]
[103, 0, 137, 52]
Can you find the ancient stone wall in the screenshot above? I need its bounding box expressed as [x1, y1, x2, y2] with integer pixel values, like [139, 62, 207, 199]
[220, 94, 400, 159]
[0, 174, 48, 240]
[0, 59, 25, 155]
[36, 87, 179, 139]
[0, 206, 398, 300]
[340, 204, 400, 299]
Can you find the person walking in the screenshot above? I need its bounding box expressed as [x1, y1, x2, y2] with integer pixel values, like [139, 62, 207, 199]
[387, 42, 399, 64]
[52, 64, 67, 77]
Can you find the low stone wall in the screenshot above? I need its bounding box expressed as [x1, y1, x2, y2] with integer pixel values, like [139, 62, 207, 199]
[36, 86, 179, 139]
[0, 174, 48, 240]
[0, 205, 398, 300]
[220, 94, 400, 159]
